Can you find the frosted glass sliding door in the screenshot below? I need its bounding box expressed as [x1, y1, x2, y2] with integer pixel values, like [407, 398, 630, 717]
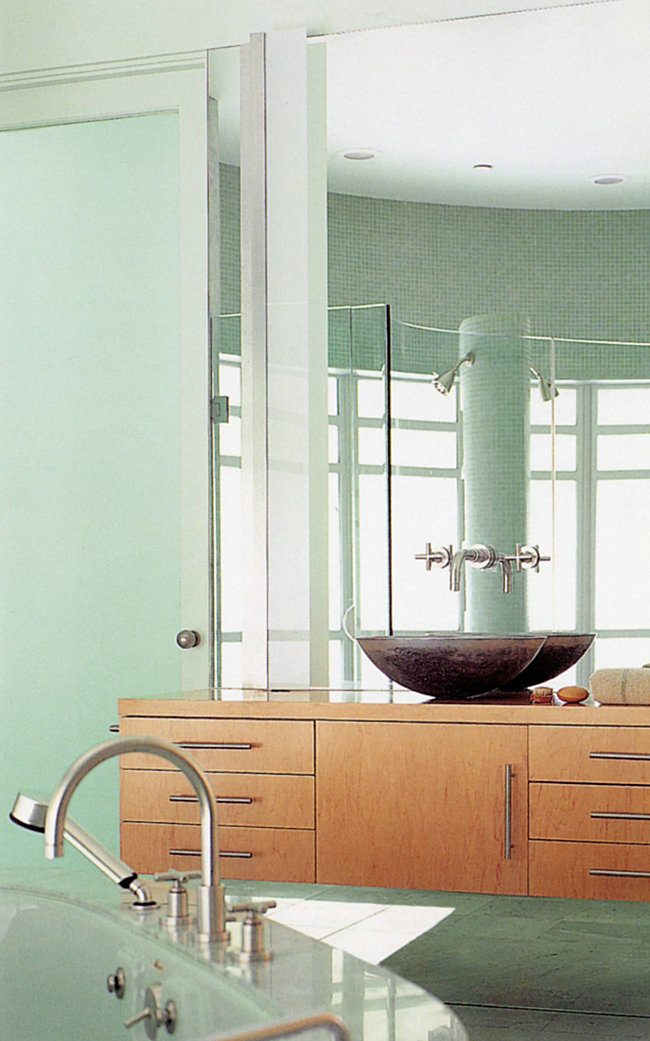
[0, 64, 210, 866]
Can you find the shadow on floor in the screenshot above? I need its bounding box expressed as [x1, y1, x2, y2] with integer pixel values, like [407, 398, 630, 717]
[226, 880, 650, 1040]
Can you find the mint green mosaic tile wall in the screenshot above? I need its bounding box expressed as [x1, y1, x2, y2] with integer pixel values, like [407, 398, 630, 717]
[327, 192, 650, 346]
[219, 163, 241, 317]
[219, 164, 650, 379]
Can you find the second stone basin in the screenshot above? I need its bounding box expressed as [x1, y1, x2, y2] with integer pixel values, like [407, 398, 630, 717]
[358, 633, 547, 699]
[499, 632, 595, 690]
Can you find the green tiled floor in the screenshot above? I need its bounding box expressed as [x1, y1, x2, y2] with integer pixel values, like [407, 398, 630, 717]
[229, 880, 650, 1040]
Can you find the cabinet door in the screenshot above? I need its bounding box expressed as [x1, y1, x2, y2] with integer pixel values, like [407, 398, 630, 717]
[316, 721, 527, 894]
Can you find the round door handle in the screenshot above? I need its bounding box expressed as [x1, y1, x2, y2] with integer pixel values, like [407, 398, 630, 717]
[176, 630, 201, 649]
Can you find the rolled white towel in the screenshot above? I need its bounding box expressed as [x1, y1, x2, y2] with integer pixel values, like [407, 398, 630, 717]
[590, 667, 650, 705]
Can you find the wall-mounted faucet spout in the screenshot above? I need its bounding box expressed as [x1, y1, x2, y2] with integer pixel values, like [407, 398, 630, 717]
[450, 544, 497, 591]
[44, 736, 228, 944]
[497, 555, 514, 594]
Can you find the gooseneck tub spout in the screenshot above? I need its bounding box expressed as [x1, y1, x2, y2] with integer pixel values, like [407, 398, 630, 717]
[44, 736, 228, 944]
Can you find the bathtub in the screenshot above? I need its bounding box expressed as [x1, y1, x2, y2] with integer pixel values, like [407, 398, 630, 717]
[0, 885, 468, 1041]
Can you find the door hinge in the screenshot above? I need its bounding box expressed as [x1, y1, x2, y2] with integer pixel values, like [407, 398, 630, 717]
[211, 395, 230, 423]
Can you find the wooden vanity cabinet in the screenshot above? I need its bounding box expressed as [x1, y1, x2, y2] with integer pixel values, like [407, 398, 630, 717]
[529, 725, 650, 901]
[119, 715, 316, 883]
[118, 700, 650, 900]
[316, 721, 528, 893]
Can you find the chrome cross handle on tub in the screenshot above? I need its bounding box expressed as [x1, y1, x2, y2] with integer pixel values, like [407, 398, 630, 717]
[124, 984, 177, 1038]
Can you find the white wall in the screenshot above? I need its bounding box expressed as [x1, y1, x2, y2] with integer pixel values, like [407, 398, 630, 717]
[0, 0, 608, 75]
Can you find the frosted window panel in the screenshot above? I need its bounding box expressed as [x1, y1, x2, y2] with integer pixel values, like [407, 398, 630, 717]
[531, 433, 575, 474]
[328, 376, 339, 414]
[391, 428, 456, 470]
[328, 425, 339, 464]
[219, 466, 242, 632]
[218, 415, 241, 457]
[554, 388, 577, 426]
[357, 377, 385, 418]
[531, 434, 576, 472]
[358, 426, 387, 466]
[360, 650, 391, 689]
[391, 379, 456, 422]
[595, 480, 650, 629]
[554, 435, 577, 471]
[553, 664, 578, 688]
[530, 433, 553, 472]
[328, 473, 342, 630]
[219, 360, 241, 407]
[594, 638, 650, 670]
[528, 480, 576, 632]
[391, 475, 458, 632]
[598, 386, 650, 425]
[329, 640, 343, 688]
[597, 435, 650, 471]
[220, 642, 242, 688]
[358, 475, 390, 631]
[530, 386, 576, 426]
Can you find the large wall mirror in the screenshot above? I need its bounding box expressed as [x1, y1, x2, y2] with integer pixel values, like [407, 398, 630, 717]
[211, 0, 650, 692]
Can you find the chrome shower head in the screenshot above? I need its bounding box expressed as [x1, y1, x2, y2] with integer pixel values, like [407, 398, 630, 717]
[433, 351, 474, 395]
[530, 365, 559, 401]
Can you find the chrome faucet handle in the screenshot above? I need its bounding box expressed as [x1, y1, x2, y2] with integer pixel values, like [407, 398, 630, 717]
[227, 899, 277, 916]
[154, 871, 202, 927]
[415, 543, 452, 571]
[515, 543, 551, 573]
[154, 870, 202, 885]
[226, 901, 277, 962]
[124, 985, 177, 1038]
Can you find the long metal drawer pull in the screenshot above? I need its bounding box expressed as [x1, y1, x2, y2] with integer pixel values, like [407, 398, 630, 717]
[504, 764, 513, 860]
[590, 868, 650, 879]
[169, 794, 254, 806]
[170, 848, 253, 860]
[589, 752, 650, 761]
[590, 811, 650, 821]
[177, 741, 253, 751]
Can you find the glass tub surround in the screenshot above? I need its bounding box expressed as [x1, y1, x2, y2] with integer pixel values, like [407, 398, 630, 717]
[0, 880, 467, 1041]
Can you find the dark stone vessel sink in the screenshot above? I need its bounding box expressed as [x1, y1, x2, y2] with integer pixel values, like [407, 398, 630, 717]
[358, 634, 546, 699]
[499, 632, 595, 690]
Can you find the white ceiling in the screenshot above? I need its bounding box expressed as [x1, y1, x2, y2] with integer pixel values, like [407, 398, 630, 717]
[325, 0, 650, 208]
[212, 0, 649, 210]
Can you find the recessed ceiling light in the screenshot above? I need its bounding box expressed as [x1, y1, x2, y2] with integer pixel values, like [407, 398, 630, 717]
[592, 174, 624, 185]
[342, 149, 380, 161]
[473, 163, 493, 171]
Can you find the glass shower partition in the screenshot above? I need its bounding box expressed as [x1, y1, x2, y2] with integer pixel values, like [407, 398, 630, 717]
[328, 304, 392, 688]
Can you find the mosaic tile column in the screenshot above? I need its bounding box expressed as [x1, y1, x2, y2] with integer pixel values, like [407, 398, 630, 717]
[459, 313, 531, 633]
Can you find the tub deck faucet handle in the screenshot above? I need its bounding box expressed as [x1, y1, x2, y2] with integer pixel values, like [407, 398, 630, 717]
[227, 900, 277, 962]
[154, 870, 202, 927]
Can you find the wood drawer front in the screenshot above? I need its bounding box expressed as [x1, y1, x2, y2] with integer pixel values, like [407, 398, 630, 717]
[530, 783, 650, 844]
[529, 726, 650, 784]
[529, 839, 650, 901]
[119, 718, 314, 774]
[120, 770, 314, 829]
[121, 822, 315, 883]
